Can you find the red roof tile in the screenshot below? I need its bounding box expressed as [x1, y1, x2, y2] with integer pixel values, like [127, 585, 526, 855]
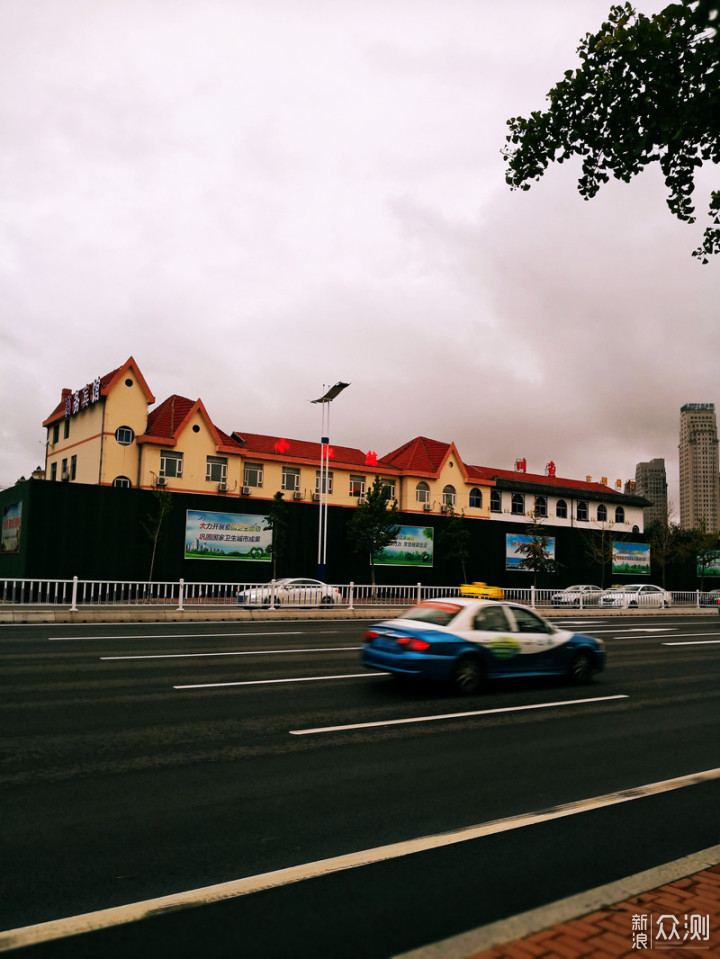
[233, 432, 401, 471]
[382, 436, 453, 474]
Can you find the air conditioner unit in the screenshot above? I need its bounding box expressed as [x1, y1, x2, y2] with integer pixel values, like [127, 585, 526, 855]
[218, 482, 227, 492]
[156, 476, 167, 487]
[441, 505, 449, 513]
[312, 492, 321, 502]
[61, 471, 70, 482]
[423, 502, 432, 511]
[293, 491, 303, 500]
[358, 497, 367, 506]
[241, 486, 251, 495]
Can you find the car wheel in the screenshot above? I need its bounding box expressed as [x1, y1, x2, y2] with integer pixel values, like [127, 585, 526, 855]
[568, 651, 593, 685]
[451, 654, 484, 695]
[320, 595, 334, 605]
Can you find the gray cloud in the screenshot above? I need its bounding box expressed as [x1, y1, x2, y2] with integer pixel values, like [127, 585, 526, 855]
[1, 0, 716, 512]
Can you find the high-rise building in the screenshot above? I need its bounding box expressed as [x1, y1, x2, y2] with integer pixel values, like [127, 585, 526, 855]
[634, 458, 668, 526]
[679, 403, 720, 530]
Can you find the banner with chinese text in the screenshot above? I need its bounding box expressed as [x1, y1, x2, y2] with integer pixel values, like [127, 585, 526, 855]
[184, 510, 271, 561]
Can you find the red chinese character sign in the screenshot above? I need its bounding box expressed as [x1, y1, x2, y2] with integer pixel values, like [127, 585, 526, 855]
[365, 451, 377, 466]
[274, 438, 290, 454]
[546, 461, 556, 477]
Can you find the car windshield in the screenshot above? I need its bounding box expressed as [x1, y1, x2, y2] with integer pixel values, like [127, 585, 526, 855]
[401, 602, 461, 627]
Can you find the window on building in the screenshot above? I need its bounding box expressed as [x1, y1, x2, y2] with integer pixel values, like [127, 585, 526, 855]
[349, 475, 366, 498]
[113, 476, 132, 488]
[511, 493, 525, 515]
[380, 478, 396, 499]
[490, 489, 502, 512]
[160, 450, 183, 478]
[61, 458, 68, 480]
[243, 462, 263, 488]
[415, 481, 430, 504]
[63, 419, 70, 440]
[577, 501, 589, 521]
[615, 506, 625, 523]
[442, 485, 456, 508]
[597, 504, 607, 522]
[556, 499, 567, 519]
[535, 496, 547, 517]
[50, 462, 57, 482]
[282, 466, 300, 491]
[315, 470, 333, 494]
[52, 423, 59, 445]
[115, 426, 135, 445]
[469, 488, 482, 509]
[206, 456, 228, 483]
[70, 455, 77, 481]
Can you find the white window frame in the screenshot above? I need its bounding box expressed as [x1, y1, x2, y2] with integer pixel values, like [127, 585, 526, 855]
[160, 450, 183, 478]
[206, 456, 227, 483]
[243, 462, 264, 488]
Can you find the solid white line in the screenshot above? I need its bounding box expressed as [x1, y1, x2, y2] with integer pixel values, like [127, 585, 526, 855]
[2, 767, 718, 953]
[102, 647, 362, 661]
[290, 695, 629, 735]
[174, 672, 387, 689]
[50, 631, 305, 641]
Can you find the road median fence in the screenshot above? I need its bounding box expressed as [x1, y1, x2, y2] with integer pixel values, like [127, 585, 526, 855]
[0, 578, 717, 623]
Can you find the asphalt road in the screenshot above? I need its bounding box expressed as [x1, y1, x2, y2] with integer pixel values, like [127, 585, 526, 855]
[1, 612, 719, 957]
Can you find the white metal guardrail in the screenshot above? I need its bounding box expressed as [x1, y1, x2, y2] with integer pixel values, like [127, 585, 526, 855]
[0, 578, 717, 612]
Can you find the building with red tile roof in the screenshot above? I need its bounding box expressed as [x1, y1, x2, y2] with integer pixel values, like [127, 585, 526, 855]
[42, 358, 649, 531]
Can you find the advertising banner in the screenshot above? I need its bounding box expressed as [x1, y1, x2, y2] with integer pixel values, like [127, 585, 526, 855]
[1, 501, 22, 553]
[184, 510, 271, 561]
[506, 532, 556, 571]
[697, 550, 720, 577]
[375, 525, 434, 567]
[612, 542, 651, 575]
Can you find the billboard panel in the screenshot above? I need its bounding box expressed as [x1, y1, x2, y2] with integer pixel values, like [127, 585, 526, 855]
[375, 525, 434, 567]
[184, 510, 271, 561]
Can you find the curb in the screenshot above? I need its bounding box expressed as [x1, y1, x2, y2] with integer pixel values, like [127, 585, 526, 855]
[394, 845, 720, 959]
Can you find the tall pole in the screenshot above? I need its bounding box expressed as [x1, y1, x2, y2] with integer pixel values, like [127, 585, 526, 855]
[311, 382, 349, 580]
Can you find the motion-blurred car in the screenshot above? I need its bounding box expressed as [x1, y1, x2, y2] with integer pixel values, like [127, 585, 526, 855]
[237, 577, 341, 607]
[598, 584, 671, 609]
[362, 598, 605, 694]
[459, 582, 504, 600]
[699, 588, 720, 608]
[551, 585, 604, 607]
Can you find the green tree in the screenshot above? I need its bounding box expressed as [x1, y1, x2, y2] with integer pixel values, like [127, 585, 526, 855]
[142, 488, 173, 582]
[583, 522, 618, 587]
[263, 492, 289, 580]
[515, 518, 560, 586]
[679, 518, 720, 589]
[348, 475, 401, 586]
[438, 505, 471, 582]
[645, 513, 683, 587]
[503, 1, 720, 261]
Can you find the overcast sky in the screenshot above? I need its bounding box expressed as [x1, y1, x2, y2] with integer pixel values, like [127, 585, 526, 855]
[2, 0, 718, 509]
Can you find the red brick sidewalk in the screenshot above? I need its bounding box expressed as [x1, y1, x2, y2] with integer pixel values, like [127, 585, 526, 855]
[468, 864, 720, 959]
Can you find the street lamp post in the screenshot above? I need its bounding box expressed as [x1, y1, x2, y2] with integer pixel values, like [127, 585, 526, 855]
[311, 382, 350, 580]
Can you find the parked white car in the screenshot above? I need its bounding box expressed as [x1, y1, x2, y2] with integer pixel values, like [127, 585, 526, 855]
[551, 585, 604, 607]
[237, 577, 342, 608]
[598, 584, 671, 609]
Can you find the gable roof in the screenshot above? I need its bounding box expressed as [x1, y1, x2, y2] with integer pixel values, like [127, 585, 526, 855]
[138, 396, 242, 452]
[42, 356, 155, 427]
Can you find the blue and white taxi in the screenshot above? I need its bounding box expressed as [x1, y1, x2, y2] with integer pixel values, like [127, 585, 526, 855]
[362, 598, 605, 694]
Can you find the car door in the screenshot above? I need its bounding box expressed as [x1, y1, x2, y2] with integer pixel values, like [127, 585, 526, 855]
[504, 606, 563, 671]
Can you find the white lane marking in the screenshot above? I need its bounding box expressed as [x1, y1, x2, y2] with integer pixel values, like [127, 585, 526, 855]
[174, 673, 387, 689]
[3, 768, 718, 953]
[102, 647, 362, 661]
[663, 640, 720, 646]
[290, 695, 629, 736]
[50, 631, 305, 641]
